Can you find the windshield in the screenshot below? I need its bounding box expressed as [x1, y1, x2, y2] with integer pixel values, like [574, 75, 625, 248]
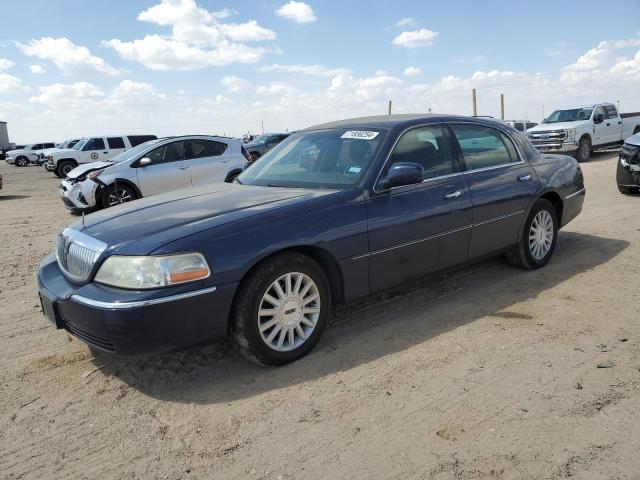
[109, 139, 161, 163]
[545, 107, 593, 123]
[238, 128, 385, 189]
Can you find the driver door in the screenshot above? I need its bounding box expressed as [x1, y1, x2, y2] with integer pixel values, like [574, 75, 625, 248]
[135, 141, 191, 196]
[367, 125, 472, 293]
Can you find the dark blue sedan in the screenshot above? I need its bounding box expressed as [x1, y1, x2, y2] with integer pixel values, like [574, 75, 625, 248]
[38, 114, 585, 365]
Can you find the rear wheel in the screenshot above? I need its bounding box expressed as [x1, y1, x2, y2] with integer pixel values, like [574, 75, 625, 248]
[506, 199, 558, 270]
[58, 161, 76, 177]
[574, 137, 591, 163]
[101, 183, 137, 208]
[618, 185, 640, 195]
[15, 156, 29, 167]
[230, 252, 330, 365]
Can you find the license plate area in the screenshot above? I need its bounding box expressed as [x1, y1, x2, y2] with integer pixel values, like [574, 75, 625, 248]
[39, 292, 62, 328]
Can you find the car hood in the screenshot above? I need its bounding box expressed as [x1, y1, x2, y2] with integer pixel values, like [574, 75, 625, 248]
[528, 121, 586, 132]
[625, 132, 640, 146]
[50, 148, 77, 157]
[71, 183, 337, 253]
[67, 161, 113, 179]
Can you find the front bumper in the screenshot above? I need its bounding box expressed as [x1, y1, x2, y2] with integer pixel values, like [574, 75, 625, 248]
[5, 156, 15, 164]
[529, 141, 578, 153]
[58, 178, 99, 210]
[617, 156, 640, 187]
[37, 254, 236, 354]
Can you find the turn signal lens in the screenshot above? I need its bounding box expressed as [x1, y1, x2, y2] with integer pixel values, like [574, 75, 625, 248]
[94, 253, 210, 289]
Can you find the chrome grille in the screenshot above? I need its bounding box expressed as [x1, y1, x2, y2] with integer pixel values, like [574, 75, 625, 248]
[528, 130, 567, 147]
[56, 228, 107, 282]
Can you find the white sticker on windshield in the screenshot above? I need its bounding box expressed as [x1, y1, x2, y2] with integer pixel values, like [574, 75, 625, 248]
[348, 166, 362, 173]
[341, 130, 379, 140]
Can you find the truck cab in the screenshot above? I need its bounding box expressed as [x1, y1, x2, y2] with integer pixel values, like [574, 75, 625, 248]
[527, 103, 640, 162]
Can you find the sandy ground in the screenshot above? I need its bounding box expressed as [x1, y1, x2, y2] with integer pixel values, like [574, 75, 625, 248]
[0, 152, 639, 480]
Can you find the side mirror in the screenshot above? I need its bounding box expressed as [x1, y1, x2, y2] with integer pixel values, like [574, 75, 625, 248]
[376, 162, 424, 191]
[593, 113, 604, 124]
[138, 157, 152, 166]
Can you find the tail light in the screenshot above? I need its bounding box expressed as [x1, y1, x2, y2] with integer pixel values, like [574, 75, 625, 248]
[241, 146, 252, 162]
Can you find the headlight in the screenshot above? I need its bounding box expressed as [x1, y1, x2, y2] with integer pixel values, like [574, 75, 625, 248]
[88, 169, 103, 180]
[565, 129, 576, 142]
[94, 253, 210, 289]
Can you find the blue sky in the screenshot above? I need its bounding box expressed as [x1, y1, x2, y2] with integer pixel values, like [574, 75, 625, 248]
[1, 0, 639, 142]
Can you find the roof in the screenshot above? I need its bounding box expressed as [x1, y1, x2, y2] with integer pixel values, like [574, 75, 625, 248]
[303, 113, 506, 131]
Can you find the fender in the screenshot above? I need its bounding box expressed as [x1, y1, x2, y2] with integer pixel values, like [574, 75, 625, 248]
[96, 178, 143, 201]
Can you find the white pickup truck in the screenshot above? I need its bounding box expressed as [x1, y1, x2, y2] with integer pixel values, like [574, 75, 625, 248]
[46, 134, 156, 177]
[527, 103, 640, 162]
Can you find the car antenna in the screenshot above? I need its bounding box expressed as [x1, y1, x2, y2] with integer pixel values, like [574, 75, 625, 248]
[82, 211, 85, 230]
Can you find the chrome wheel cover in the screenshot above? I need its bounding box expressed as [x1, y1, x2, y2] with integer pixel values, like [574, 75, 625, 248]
[107, 187, 133, 206]
[529, 210, 554, 260]
[258, 272, 321, 352]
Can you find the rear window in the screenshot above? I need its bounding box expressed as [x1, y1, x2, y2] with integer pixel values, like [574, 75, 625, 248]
[188, 140, 228, 159]
[514, 123, 524, 132]
[107, 137, 125, 149]
[128, 135, 157, 147]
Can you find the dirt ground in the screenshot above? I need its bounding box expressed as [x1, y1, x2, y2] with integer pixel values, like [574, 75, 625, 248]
[0, 152, 639, 480]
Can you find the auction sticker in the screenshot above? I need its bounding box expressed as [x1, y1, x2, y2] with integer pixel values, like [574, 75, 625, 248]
[341, 130, 379, 140]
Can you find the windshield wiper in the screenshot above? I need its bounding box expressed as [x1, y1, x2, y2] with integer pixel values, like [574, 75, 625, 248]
[267, 183, 284, 187]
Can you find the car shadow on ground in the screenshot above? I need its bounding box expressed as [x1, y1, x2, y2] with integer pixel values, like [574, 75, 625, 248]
[0, 194, 30, 201]
[94, 232, 628, 404]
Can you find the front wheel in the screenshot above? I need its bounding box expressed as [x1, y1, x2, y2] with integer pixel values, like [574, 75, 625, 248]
[250, 152, 260, 161]
[15, 156, 29, 167]
[574, 137, 591, 163]
[506, 199, 558, 270]
[101, 183, 137, 208]
[58, 161, 76, 177]
[231, 252, 331, 366]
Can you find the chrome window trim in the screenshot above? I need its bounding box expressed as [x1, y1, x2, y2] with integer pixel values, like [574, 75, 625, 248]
[71, 285, 218, 310]
[563, 188, 585, 200]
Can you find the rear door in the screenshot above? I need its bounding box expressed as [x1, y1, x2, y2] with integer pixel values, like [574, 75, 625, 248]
[367, 124, 472, 293]
[135, 140, 191, 196]
[106, 137, 127, 157]
[603, 105, 623, 143]
[186, 139, 230, 186]
[448, 123, 539, 259]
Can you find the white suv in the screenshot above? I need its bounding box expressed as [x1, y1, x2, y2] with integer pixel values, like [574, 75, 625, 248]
[59, 135, 249, 211]
[6, 143, 56, 166]
[46, 135, 156, 177]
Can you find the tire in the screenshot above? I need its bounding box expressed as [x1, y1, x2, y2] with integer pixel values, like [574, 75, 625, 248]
[15, 156, 29, 167]
[574, 137, 591, 163]
[101, 183, 137, 208]
[58, 161, 76, 177]
[618, 185, 640, 195]
[225, 171, 241, 183]
[506, 199, 559, 270]
[230, 252, 331, 366]
[53, 168, 62, 178]
[250, 152, 260, 161]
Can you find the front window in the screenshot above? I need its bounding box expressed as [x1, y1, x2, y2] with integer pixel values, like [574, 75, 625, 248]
[238, 128, 386, 189]
[545, 107, 593, 123]
[83, 138, 106, 151]
[73, 139, 88, 150]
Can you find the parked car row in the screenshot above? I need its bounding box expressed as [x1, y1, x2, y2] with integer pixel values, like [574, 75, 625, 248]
[5, 142, 56, 166]
[527, 102, 640, 162]
[38, 114, 586, 365]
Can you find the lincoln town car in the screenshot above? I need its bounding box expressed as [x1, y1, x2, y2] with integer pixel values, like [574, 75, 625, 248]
[38, 115, 585, 365]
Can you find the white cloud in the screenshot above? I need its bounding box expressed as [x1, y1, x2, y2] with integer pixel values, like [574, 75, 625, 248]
[392, 29, 438, 48]
[17, 37, 119, 75]
[403, 66, 421, 77]
[256, 83, 297, 95]
[257, 63, 349, 77]
[29, 82, 106, 105]
[0, 58, 15, 71]
[275, 1, 317, 24]
[395, 17, 417, 27]
[106, 0, 277, 71]
[0, 73, 29, 93]
[221, 75, 252, 93]
[29, 64, 46, 74]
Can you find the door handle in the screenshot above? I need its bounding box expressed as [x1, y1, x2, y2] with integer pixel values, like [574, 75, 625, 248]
[618, 121, 622, 125]
[103, 151, 108, 154]
[518, 174, 532, 182]
[444, 190, 463, 199]
[606, 123, 611, 126]
[178, 166, 188, 170]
